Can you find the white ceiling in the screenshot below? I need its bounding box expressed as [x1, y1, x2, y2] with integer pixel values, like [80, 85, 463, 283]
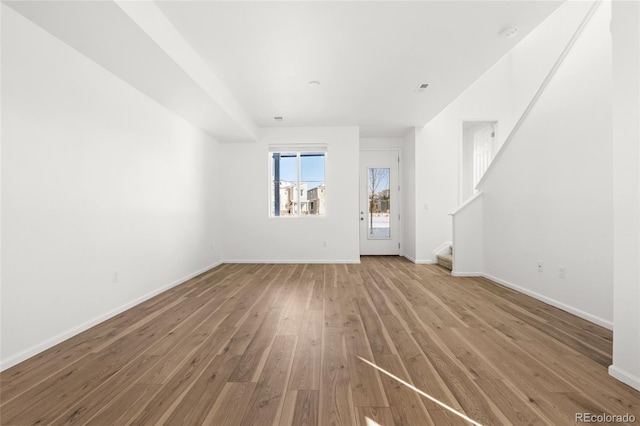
[6, 1, 564, 140]
[5, 0, 258, 142]
[156, 1, 564, 138]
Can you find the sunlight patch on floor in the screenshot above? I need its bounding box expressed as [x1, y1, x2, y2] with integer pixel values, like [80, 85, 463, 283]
[365, 417, 382, 426]
[357, 355, 483, 426]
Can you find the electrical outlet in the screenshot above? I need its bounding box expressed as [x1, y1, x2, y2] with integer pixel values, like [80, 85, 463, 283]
[559, 266, 566, 279]
[322, 241, 328, 248]
[112, 271, 119, 284]
[537, 261, 544, 272]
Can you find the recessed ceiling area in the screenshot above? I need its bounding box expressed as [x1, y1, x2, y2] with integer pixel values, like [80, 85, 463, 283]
[156, 1, 564, 137]
[6, 0, 565, 140]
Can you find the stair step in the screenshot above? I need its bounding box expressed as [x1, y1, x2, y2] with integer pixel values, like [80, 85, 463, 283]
[437, 253, 453, 271]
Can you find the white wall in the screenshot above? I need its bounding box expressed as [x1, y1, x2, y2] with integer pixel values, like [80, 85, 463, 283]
[610, 0, 640, 391]
[402, 129, 417, 262]
[1, 6, 223, 369]
[452, 193, 483, 276]
[360, 138, 403, 151]
[221, 127, 360, 263]
[415, 1, 593, 263]
[479, 3, 612, 327]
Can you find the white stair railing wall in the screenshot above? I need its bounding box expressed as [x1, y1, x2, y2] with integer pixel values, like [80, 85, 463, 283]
[451, 1, 601, 278]
[450, 192, 483, 276]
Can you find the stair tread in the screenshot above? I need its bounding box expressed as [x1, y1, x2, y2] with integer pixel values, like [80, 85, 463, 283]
[436, 252, 453, 271]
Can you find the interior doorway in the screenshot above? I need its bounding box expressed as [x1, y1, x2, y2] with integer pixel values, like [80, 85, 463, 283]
[461, 120, 498, 202]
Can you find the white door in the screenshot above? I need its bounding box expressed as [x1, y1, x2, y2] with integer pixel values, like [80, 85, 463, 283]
[359, 150, 400, 255]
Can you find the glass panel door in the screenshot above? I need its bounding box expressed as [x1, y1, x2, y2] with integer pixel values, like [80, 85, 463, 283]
[367, 168, 391, 239]
[360, 150, 400, 255]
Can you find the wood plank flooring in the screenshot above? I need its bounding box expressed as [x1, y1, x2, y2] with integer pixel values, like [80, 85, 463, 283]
[2, 257, 639, 425]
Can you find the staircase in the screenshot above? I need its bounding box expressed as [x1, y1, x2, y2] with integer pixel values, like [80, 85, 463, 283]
[437, 246, 453, 271]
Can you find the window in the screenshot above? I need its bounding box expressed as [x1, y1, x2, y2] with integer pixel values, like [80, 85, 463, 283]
[270, 150, 326, 217]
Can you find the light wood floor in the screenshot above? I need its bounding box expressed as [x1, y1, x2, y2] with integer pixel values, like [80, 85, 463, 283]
[2, 257, 639, 425]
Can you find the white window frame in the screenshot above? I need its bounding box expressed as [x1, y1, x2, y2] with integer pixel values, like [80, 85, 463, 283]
[268, 145, 327, 218]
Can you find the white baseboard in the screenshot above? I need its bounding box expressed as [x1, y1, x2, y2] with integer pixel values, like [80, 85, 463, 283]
[609, 365, 640, 391]
[481, 273, 613, 330]
[0, 260, 223, 372]
[223, 259, 361, 264]
[452, 271, 482, 277]
[403, 255, 436, 264]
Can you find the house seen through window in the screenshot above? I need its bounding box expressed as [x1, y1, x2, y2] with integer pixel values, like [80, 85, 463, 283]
[270, 151, 325, 217]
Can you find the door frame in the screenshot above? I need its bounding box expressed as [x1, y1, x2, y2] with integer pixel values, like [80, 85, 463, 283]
[359, 147, 403, 256]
